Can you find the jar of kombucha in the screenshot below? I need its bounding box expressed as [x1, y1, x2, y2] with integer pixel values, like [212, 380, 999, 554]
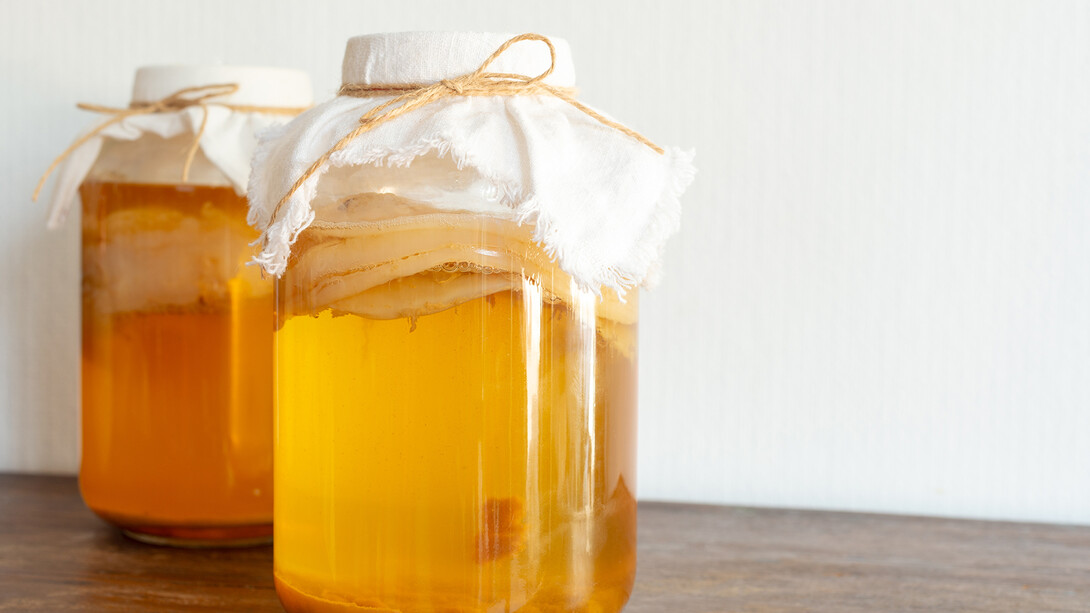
[48, 66, 311, 546]
[250, 32, 693, 610]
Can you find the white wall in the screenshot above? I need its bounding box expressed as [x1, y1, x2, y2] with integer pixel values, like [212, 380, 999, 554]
[2, 0, 1088, 525]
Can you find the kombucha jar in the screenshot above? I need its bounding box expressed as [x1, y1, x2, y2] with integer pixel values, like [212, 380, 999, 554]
[274, 187, 639, 611]
[48, 66, 312, 546]
[249, 32, 693, 610]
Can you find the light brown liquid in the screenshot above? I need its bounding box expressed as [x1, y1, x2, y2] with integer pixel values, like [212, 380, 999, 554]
[79, 181, 273, 544]
[274, 217, 638, 612]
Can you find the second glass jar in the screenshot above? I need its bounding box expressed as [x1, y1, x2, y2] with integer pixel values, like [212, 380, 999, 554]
[78, 66, 311, 546]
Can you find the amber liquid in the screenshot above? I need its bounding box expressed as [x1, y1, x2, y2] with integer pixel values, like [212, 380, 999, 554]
[275, 258, 638, 611]
[79, 182, 273, 545]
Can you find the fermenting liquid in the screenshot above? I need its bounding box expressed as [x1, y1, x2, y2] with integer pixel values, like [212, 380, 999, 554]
[80, 181, 273, 545]
[274, 210, 638, 612]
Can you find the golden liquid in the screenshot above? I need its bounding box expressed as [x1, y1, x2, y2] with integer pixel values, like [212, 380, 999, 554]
[79, 181, 273, 543]
[275, 272, 638, 612]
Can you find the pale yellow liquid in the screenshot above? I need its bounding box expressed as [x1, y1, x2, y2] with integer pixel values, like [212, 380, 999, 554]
[275, 275, 638, 612]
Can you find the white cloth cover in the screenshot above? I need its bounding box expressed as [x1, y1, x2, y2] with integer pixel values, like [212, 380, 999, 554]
[249, 32, 695, 292]
[45, 66, 312, 229]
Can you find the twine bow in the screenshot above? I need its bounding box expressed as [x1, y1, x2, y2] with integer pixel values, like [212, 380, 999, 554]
[33, 83, 306, 201]
[269, 33, 664, 223]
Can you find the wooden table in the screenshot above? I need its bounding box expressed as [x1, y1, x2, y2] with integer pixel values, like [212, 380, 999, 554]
[1, 474, 1088, 612]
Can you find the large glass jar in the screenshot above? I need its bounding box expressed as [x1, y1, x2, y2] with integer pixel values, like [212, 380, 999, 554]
[76, 66, 310, 546]
[272, 156, 640, 611]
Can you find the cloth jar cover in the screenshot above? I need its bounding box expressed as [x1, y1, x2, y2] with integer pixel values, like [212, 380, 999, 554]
[249, 32, 695, 293]
[43, 65, 313, 228]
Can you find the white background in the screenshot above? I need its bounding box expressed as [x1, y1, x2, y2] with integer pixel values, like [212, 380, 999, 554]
[1, 0, 1088, 525]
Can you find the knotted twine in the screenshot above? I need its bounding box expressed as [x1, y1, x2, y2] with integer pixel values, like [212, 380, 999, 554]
[33, 83, 307, 200]
[267, 33, 665, 226]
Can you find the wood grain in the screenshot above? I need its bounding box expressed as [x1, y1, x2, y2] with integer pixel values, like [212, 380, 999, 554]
[1, 474, 1088, 612]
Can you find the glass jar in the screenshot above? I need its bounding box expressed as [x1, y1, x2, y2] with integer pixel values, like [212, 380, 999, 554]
[272, 155, 639, 611]
[254, 31, 693, 612]
[77, 66, 311, 546]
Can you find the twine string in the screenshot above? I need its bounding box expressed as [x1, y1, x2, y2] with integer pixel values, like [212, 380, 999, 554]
[268, 33, 664, 224]
[33, 83, 307, 201]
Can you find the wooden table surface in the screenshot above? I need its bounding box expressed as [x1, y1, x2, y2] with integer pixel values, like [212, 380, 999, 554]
[1, 474, 1089, 612]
